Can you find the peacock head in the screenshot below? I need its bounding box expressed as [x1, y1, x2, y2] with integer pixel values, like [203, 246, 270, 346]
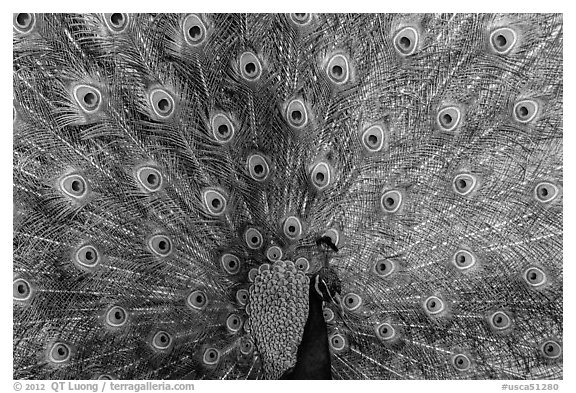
[312, 236, 342, 304]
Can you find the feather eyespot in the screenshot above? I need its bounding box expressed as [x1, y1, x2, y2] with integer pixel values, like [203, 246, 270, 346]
[524, 267, 547, 287]
[187, 290, 208, 310]
[226, 314, 243, 333]
[203, 348, 221, 365]
[210, 113, 235, 143]
[103, 13, 129, 33]
[326, 54, 350, 85]
[147, 234, 173, 257]
[534, 182, 559, 203]
[236, 289, 249, 305]
[310, 162, 331, 190]
[323, 308, 335, 322]
[285, 99, 308, 129]
[342, 293, 362, 311]
[489, 311, 512, 331]
[239, 51, 262, 81]
[424, 296, 445, 315]
[393, 26, 419, 56]
[452, 250, 476, 270]
[59, 173, 89, 199]
[266, 246, 283, 262]
[152, 331, 172, 350]
[248, 268, 258, 283]
[183, 14, 207, 46]
[452, 354, 471, 371]
[149, 88, 175, 119]
[283, 216, 303, 240]
[49, 342, 72, 364]
[105, 306, 128, 328]
[240, 337, 254, 355]
[380, 190, 403, 213]
[540, 340, 562, 359]
[513, 99, 539, 123]
[73, 85, 102, 114]
[13, 13, 35, 34]
[136, 166, 163, 192]
[97, 375, 114, 380]
[202, 189, 228, 216]
[322, 228, 340, 248]
[375, 322, 396, 341]
[361, 124, 386, 153]
[295, 257, 310, 272]
[453, 173, 477, 196]
[436, 106, 462, 132]
[13, 278, 32, 301]
[329, 333, 347, 351]
[373, 259, 396, 278]
[490, 27, 517, 55]
[247, 154, 271, 182]
[289, 13, 312, 25]
[244, 228, 263, 249]
[221, 254, 241, 275]
[74, 244, 100, 269]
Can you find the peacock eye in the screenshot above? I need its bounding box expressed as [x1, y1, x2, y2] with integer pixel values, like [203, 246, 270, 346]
[393, 26, 419, 56]
[210, 113, 235, 143]
[323, 308, 335, 322]
[247, 154, 271, 182]
[105, 306, 128, 327]
[202, 188, 228, 216]
[342, 293, 362, 311]
[152, 331, 172, 350]
[226, 314, 242, 333]
[60, 173, 89, 199]
[326, 54, 350, 85]
[147, 234, 173, 257]
[513, 99, 539, 123]
[452, 354, 471, 371]
[534, 182, 559, 203]
[373, 259, 396, 278]
[311, 162, 331, 190]
[540, 340, 562, 359]
[453, 173, 477, 196]
[380, 190, 403, 213]
[322, 228, 340, 248]
[187, 290, 208, 310]
[49, 342, 72, 363]
[248, 268, 259, 283]
[489, 311, 512, 330]
[295, 257, 310, 272]
[221, 253, 241, 275]
[524, 267, 547, 287]
[203, 348, 221, 365]
[183, 14, 207, 46]
[361, 124, 386, 153]
[73, 85, 102, 113]
[236, 289, 249, 305]
[97, 374, 114, 380]
[75, 244, 100, 268]
[244, 228, 263, 249]
[452, 250, 476, 270]
[436, 106, 462, 132]
[104, 13, 129, 33]
[283, 216, 303, 240]
[266, 246, 283, 262]
[13, 278, 32, 301]
[136, 166, 163, 192]
[424, 295, 445, 315]
[13, 13, 35, 33]
[490, 27, 517, 55]
[375, 322, 396, 341]
[149, 88, 175, 119]
[286, 99, 308, 128]
[289, 13, 312, 25]
[329, 333, 347, 351]
[239, 51, 262, 81]
[240, 337, 253, 355]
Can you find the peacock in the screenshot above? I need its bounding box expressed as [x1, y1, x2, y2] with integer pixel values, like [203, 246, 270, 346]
[13, 13, 563, 380]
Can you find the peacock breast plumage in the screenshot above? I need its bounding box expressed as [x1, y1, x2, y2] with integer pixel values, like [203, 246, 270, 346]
[13, 13, 563, 380]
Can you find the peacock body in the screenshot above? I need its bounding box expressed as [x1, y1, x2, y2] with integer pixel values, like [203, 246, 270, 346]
[13, 12, 563, 380]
